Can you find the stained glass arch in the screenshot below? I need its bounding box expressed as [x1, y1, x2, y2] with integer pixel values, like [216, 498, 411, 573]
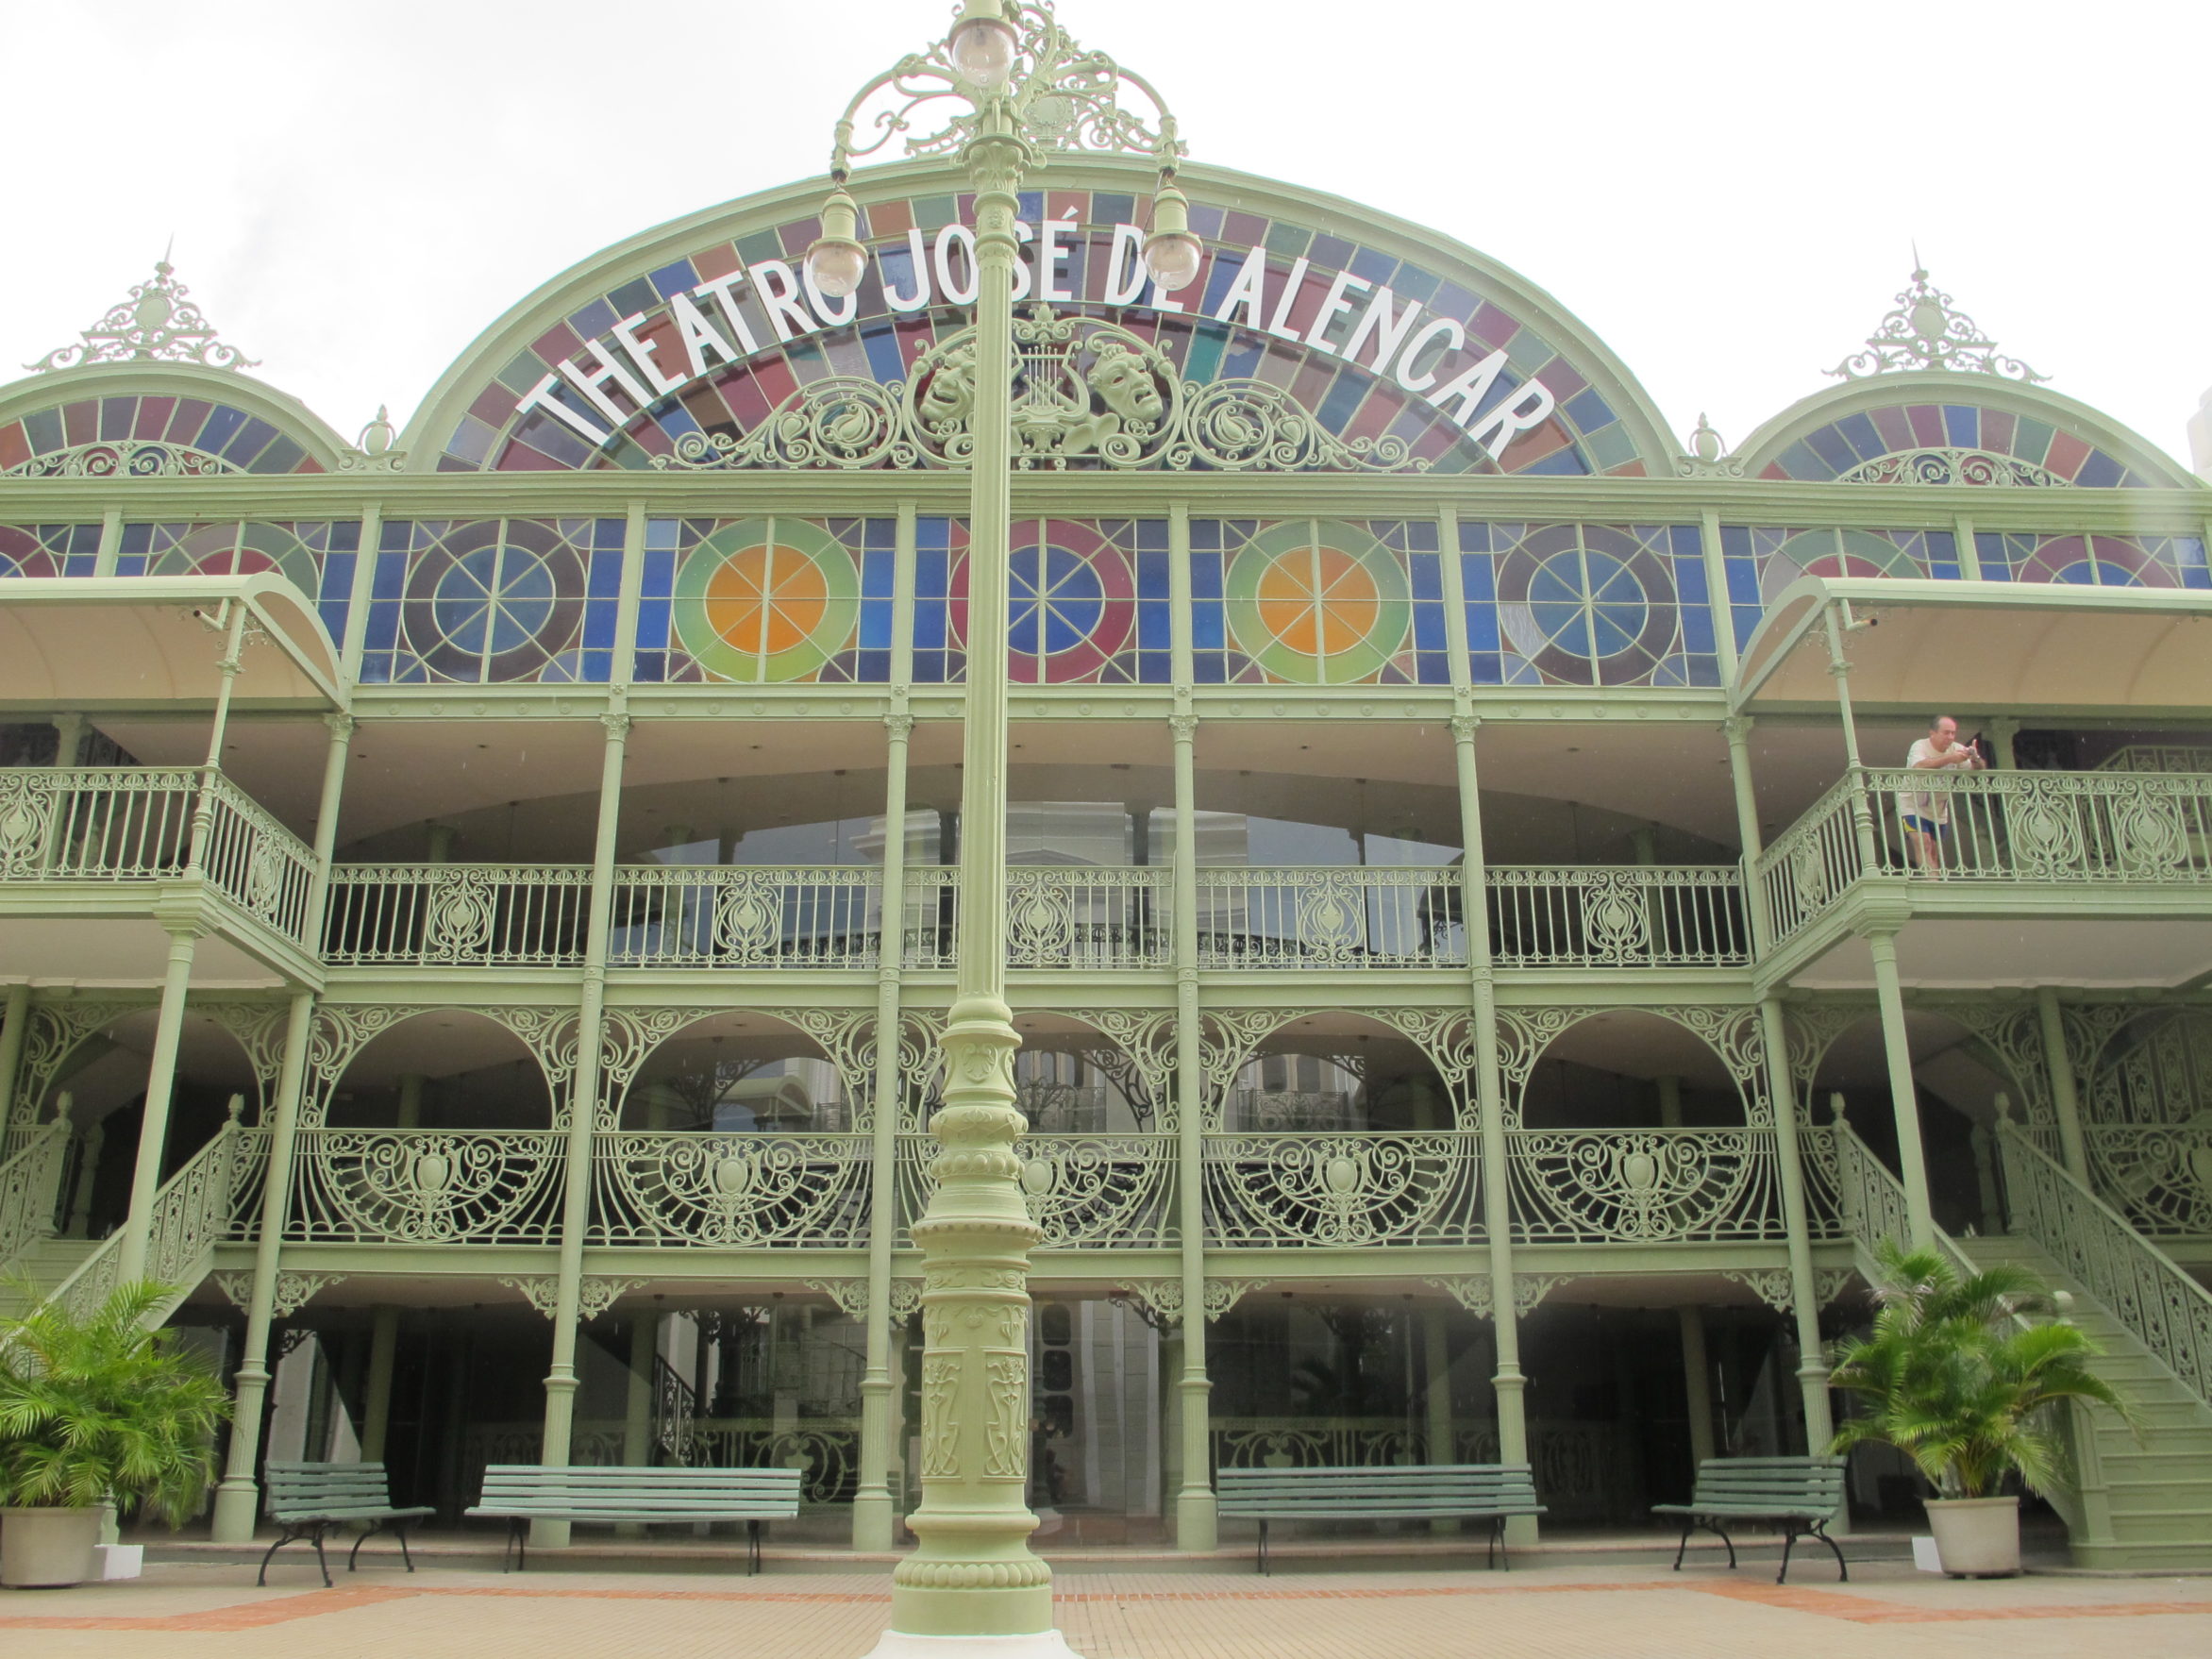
[1735, 374, 2198, 491]
[403, 153, 1679, 478]
[0, 361, 351, 478]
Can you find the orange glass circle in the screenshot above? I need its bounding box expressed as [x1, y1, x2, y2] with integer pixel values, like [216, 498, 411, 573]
[1254, 545, 1380, 657]
[705, 543, 829, 657]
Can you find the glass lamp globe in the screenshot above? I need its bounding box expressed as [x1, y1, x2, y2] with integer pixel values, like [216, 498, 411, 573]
[949, 10, 1018, 88]
[1142, 230, 1203, 292]
[806, 237, 869, 299]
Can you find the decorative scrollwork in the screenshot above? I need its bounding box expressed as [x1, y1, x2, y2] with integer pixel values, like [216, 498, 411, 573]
[290, 1130, 565, 1244]
[26, 257, 260, 373]
[652, 307, 1430, 477]
[1202, 1132, 1482, 1248]
[1836, 448, 2066, 487]
[1827, 262, 2046, 383]
[4, 442, 243, 479]
[214, 1270, 344, 1319]
[829, 0, 1182, 175]
[807, 1279, 872, 1319]
[1721, 1268, 1797, 1315]
[499, 1275, 644, 1321]
[917, 1133, 1171, 1248]
[595, 1132, 871, 1248]
[2084, 1123, 2212, 1235]
[1508, 1129, 1783, 1244]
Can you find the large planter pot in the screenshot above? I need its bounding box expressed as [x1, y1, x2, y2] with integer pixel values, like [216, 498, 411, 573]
[1924, 1495, 2021, 1578]
[0, 1507, 104, 1589]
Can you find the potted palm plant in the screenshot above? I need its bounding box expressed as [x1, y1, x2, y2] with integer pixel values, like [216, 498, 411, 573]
[1827, 1239, 2138, 1577]
[0, 1281, 230, 1588]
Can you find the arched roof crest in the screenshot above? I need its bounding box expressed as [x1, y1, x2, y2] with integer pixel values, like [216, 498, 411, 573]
[0, 361, 354, 478]
[402, 154, 1678, 479]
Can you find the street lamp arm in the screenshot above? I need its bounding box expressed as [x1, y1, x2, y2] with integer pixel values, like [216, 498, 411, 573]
[827, 0, 1184, 177]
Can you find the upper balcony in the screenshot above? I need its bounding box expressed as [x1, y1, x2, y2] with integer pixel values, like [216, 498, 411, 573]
[318, 859, 1750, 976]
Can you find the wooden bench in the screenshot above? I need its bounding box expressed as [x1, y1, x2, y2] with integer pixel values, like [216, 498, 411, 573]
[464, 1465, 803, 1571]
[1651, 1455, 1849, 1584]
[258, 1461, 434, 1587]
[1215, 1464, 1547, 1574]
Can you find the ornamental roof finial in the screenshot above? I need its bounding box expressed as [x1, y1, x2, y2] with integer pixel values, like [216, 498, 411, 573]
[25, 254, 260, 374]
[1825, 260, 2045, 384]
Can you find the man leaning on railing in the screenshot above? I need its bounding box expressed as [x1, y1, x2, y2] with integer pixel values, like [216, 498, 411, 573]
[1897, 715, 1988, 872]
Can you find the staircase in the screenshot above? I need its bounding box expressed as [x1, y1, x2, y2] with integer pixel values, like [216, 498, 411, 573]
[0, 1235, 100, 1318]
[1957, 1232, 2212, 1570]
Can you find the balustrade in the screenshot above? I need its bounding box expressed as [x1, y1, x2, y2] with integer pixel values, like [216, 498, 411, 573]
[2082, 1124, 2212, 1237]
[42, 1122, 254, 1318]
[1504, 1127, 1784, 1243]
[285, 1128, 564, 1245]
[1200, 1131, 1483, 1248]
[1760, 767, 2212, 947]
[590, 1132, 871, 1248]
[1998, 1124, 2212, 1407]
[325, 865, 593, 966]
[1488, 866, 1749, 968]
[1195, 866, 1460, 967]
[610, 865, 881, 968]
[897, 1132, 1175, 1248]
[0, 1123, 68, 1265]
[0, 767, 316, 947]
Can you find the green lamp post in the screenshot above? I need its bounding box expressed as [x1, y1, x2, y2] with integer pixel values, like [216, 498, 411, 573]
[805, 2, 1195, 1651]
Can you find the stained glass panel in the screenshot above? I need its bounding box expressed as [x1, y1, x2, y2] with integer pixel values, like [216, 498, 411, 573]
[1462, 524, 1712, 687]
[0, 525, 101, 578]
[1759, 403, 2142, 487]
[358, 518, 624, 684]
[115, 521, 360, 642]
[0, 394, 324, 477]
[1975, 532, 2209, 589]
[635, 516, 894, 683]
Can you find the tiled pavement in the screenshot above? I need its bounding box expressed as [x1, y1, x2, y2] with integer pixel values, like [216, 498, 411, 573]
[3, 1561, 2210, 1658]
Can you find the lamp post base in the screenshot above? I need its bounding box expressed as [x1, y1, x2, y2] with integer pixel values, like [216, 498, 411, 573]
[863, 1633, 1084, 1659]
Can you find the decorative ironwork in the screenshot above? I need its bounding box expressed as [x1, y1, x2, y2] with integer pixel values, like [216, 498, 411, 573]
[289, 1130, 565, 1245]
[1836, 448, 2066, 486]
[899, 1133, 1172, 1248]
[1721, 1267, 1797, 1315]
[593, 1133, 870, 1248]
[324, 865, 595, 968]
[829, 0, 1181, 175]
[2084, 1124, 2212, 1237]
[1997, 1123, 2212, 1409]
[806, 1278, 872, 1319]
[4, 442, 243, 479]
[1001, 865, 1170, 967]
[1487, 866, 1751, 969]
[48, 1122, 252, 1322]
[500, 1275, 645, 1321]
[1826, 263, 2047, 382]
[1508, 1130, 1784, 1244]
[1201, 1132, 1482, 1248]
[213, 1270, 343, 1319]
[26, 258, 260, 373]
[0, 1123, 68, 1265]
[888, 1279, 925, 1321]
[655, 308, 1423, 478]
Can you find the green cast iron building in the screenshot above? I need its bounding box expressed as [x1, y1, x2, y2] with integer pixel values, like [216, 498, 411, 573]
[3, 145, 2209, 1567]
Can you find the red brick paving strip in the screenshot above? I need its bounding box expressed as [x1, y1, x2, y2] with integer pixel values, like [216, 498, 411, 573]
[0, 1579, 2204, 1634]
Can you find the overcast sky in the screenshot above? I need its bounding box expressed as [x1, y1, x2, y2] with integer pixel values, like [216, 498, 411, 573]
[4, 0, 2204, 465]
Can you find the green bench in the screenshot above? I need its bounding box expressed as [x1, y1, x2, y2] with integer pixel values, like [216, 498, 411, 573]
[258, 1461, 434, 1587]
[464, 1465, 803, 1571]
[1651, 1455, 1849, 1584]
[1215, 1464, 1547, 1574]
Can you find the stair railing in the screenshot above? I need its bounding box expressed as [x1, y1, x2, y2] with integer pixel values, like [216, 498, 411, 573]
[38, 1114, 257, 1325]
[1826, 1113, 2100, 1541]
[1996, 1114, 2212, 1412]
[0, 1120, 71, 1273]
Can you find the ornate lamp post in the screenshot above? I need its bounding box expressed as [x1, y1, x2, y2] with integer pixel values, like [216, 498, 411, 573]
[805, 3, 1194, 1651]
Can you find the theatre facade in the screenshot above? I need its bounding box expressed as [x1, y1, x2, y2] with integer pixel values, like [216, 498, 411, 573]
[3, 140, 2211, 1568]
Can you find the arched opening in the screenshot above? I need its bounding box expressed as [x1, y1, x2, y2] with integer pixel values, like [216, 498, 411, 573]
[614, 1010, 857, 1133]
[34, 1005, 262, 1245]
[2072, 1007, 2212, 1236]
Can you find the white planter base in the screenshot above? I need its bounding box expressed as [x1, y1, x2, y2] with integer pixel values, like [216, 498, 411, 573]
[1925, 1496, 2021, 1578]
[861, 1631, 1084, 1659]
[0, 1508, 105, 1589]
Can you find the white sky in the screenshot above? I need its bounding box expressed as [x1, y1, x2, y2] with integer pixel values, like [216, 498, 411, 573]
[3, 0, 2205, 466]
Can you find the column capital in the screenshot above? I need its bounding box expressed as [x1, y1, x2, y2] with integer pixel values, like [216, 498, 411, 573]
[1723, 713, 1755, 744]
[322, 711, 356, 741]
[1448, 712, 1480, 744]
[884, 711, 916, 740]
[598, 710, 632, 741]
[1167, 711, 1198, 742]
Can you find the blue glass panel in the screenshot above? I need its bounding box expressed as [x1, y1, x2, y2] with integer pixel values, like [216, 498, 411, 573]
[1942, 406, 1979, 447]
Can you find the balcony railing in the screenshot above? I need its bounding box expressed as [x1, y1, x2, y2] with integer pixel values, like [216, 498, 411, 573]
[0, 1123, 68, 1267]
[1488, 866, 1750, 968]
[1759, 767, 2212, 946]
[590, 1132, 871, 1248]
[285, 1128, 565, 1245]
[325, 865, 593, 966]
[0, 766, 317, 947]
[1201, 1131, 1483, 1248]
[1504, 1127, 1785, 1243]
[2082, 1124, 2212, 1238]
[612, 865, 882, 968]
[897, 1132, 1176, 1248]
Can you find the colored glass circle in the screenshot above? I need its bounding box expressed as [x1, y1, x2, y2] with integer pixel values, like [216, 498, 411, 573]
[1497, 524, 1674, 685]
[1225, 521, 1409, 684]
[402, 520, 583, 680]
[1008, 519, 1133, 682]
[674, 518, 859, 682]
